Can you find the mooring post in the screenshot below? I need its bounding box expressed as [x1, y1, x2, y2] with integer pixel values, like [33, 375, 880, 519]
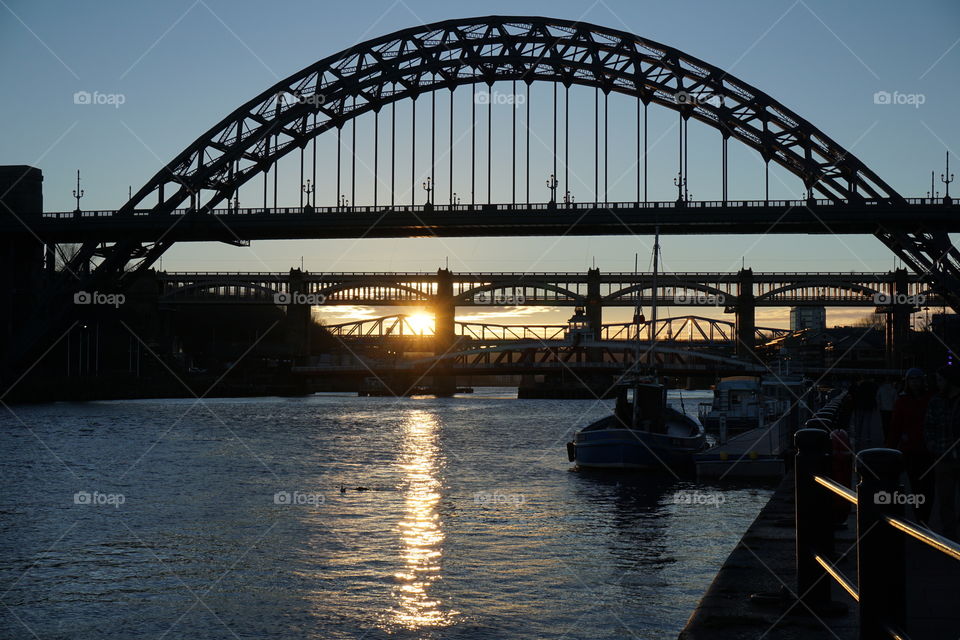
[856, 448, 906, 639]
[795, 428, 833, 609]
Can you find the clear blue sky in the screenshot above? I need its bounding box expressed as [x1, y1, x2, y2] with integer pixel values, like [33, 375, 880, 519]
[2, 0, 958, 326]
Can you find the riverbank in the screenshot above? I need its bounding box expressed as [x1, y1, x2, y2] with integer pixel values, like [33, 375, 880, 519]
[679, 471, 858, 640]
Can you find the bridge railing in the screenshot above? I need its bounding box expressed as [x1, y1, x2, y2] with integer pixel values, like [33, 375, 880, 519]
[794, 412, 960, 639]
[40, 197, 957, 220]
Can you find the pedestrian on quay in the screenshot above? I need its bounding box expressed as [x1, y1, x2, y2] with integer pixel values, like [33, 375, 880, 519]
[887, 368, 934, 524]
[923, 365, 960, 539]
[876, 376, 898, 443]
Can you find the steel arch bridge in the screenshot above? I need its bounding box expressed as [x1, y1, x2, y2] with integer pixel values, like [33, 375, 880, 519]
[51, 15, 960, 301]
[6, 15, 960, 385]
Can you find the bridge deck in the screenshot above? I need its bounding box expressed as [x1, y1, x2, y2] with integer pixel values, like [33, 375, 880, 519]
[12, 199, 960, 242]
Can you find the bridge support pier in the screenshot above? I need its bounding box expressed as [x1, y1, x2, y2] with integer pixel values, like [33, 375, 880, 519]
[885, 268, 910, 369]
[285, 269, 311, 366]
[0, 167, 44, 379]
[586, 268, 603, 363]
[735, 268, 756, 359]
[433, 268, 456, 396]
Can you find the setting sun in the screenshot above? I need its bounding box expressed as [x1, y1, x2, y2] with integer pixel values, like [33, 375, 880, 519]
[406, 312, 435, 335]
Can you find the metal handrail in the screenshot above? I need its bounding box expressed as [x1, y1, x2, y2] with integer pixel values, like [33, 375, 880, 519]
[885, 515, 960, 562]
[814, 554, 859, 601]
[814, 475, 857, 504]
[38, 197, 960, 219]
[797, 405, 960, 640]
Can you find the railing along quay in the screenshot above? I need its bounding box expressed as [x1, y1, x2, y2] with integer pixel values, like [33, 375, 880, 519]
[794, 395, 960, 640]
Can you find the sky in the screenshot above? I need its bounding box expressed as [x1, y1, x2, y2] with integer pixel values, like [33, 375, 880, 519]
[2, 0, 958, 328]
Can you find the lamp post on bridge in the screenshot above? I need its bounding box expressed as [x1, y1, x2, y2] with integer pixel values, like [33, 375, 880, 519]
[302, 179, 315, 212]
[546, 173, 557, 206]
[563, 191, 574, 206]
[422, 176, 433, 209]
[339, 194, 349, 210]
[72, 169, 84, 214]
[452, 192, 460, 210]
[673, 171, 686, 206]
[942, 151, 954, 205]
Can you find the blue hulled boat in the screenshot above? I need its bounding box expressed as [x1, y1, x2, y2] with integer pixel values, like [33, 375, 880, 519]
[566, 228, 705, 471]
[567, 380, 706, 470]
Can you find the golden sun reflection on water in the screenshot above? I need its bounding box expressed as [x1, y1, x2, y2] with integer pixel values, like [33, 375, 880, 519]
[390, 410, 457, 630]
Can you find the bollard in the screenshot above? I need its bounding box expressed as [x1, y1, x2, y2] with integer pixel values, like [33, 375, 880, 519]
[804, 417, 833, 432]
[795, 428, 834, 610]
[856, 448, 906, 640]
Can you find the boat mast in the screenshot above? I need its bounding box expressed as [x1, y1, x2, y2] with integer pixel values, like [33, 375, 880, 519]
[650, 226, 660, 365]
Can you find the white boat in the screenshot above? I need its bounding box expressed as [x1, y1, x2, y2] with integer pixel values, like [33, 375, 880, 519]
[697, 376, 801, 439]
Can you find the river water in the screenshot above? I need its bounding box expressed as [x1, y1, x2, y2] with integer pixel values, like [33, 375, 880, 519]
[0, 389, 772, 639]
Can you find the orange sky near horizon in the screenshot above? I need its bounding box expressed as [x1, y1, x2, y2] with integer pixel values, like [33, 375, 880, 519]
[312, 304, 902, 332]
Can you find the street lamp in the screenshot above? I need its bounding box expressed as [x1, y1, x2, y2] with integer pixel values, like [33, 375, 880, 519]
[942, 151, 954, 204]
[302, 179, 315, 210]
[673, 171, 686, 204]
[422, 176, 433, 204]
[546, 174, 558, 203]
[72, 169, 84, 213]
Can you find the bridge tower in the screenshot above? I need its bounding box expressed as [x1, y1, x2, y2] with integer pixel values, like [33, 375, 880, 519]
[735, 268, 756, 358]
[0, 166, 44, 377]
[433, 268, 456, 396]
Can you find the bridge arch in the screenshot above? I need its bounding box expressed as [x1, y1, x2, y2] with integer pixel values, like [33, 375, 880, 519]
[755, 280, 882, 303]
[456, 282, 583, 305]
[120, 15, 902, 222]
[317, 282, 433, 302]
[605, 282, 734, 304]
[161, 281, 281, 301]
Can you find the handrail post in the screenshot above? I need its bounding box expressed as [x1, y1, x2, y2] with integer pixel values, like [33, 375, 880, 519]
[856, 448, 906, 639]
[795, 428, 834, 609]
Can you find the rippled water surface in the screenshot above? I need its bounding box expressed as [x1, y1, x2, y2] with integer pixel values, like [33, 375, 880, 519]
[1, 389, 772, 639]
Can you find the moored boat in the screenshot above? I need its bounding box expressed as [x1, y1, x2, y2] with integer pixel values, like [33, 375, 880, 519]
[565, 228, 705, 471]
[568, 380, 706, 470]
